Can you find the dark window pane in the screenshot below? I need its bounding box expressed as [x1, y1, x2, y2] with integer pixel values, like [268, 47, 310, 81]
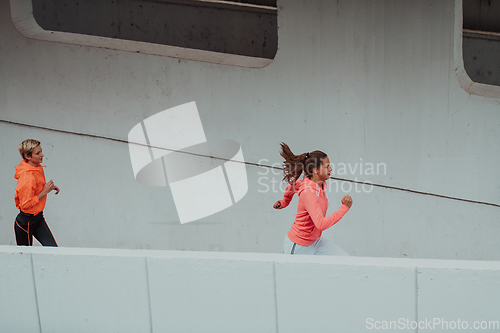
[32, 0, 278, 59]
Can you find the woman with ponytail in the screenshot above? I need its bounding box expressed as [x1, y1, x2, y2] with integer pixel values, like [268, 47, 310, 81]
[273, 142, 352, 255]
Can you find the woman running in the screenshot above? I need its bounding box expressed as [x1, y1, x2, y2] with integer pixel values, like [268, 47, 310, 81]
[14, 139, 59, 246]
[274, 142, 352, 255]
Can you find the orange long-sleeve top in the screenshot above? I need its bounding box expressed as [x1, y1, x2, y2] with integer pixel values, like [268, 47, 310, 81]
[14, 160, 47, 215]
[280, 177, 350, 246]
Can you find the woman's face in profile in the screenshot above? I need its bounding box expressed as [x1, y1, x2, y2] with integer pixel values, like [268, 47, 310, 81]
[316, 157, 332, 181]
[27, 145, 44, 166]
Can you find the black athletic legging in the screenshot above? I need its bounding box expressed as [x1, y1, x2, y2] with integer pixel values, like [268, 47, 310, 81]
[14, 211, 57, 246]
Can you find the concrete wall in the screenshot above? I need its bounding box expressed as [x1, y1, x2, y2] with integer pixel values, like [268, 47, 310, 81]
[1, 0, 500, 260]
[1, 245, 500, 333]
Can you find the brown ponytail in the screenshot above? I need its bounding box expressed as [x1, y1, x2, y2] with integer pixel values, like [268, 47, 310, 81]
[280, 142, 327, 184]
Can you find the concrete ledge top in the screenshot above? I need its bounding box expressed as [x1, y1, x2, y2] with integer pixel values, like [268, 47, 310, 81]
[2, 245, 500, 270]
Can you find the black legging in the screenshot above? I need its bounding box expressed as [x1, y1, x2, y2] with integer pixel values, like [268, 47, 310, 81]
[14, 211, 57, 246]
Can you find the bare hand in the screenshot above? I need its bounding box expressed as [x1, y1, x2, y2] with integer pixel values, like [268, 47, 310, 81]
[273, 200, 283, 209]
[341, 195, 353, 208]
[42, 180, 55, 195]
[43, 180, 60, 195]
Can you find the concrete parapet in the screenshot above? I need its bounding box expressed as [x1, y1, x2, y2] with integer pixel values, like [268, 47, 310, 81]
[1, 246, 499, 332]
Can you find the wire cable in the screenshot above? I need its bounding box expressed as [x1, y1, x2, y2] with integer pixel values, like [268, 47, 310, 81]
[2, 118, 499, 209]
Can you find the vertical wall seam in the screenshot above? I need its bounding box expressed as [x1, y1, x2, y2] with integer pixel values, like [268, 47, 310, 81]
[140, 121, 155, 161]
[30, 254, 43, 333]
[145, 258, 154, 333]
[207, 140, 236, 204]
[160, 157, 170, 189]
[415, 266, 419, 333]
[447, 0, 453, 112]
[272, 262, 280, 333]
[221, 165, 236, 204]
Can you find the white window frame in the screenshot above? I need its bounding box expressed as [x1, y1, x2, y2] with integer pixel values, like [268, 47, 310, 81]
[454, 0, 500, 98]
[10, 0, 276, 68]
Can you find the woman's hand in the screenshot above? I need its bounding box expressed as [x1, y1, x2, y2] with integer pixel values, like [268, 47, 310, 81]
[39, 180, 59, 198]
[43, 180, 55, 194]
[341, 195, 353, 208]
[273, 200, 283, 209]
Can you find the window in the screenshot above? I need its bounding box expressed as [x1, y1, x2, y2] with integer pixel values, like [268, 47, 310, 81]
[11, 0, 278, 68]
[462, 0, 500, 87]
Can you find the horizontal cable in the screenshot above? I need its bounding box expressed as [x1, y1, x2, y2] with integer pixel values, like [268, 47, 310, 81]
[2, 118, 499, 209]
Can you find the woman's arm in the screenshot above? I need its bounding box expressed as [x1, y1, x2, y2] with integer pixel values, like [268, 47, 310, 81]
[37, 180, 57, 199]
[303, 190, 352, 231]
[17, 174, 41, 210]
[18, 176, 57, 210]
[273, 182, 296, 209]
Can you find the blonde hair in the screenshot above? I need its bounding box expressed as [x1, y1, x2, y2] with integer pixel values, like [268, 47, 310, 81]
[18, 139, 41, 162]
